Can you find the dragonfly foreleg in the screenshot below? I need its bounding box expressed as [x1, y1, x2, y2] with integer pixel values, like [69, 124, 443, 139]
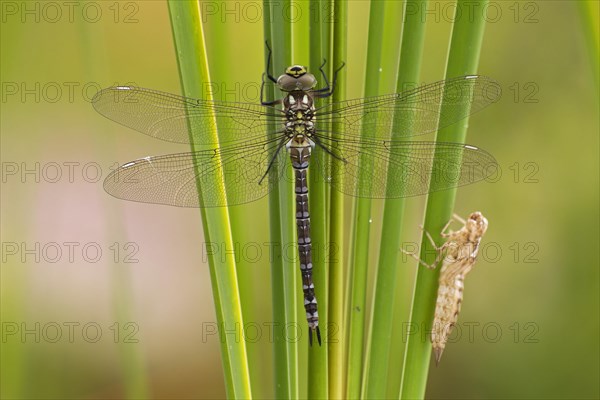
[313, 61, 345, 98]
[261, 72, 283, 106]
[440, 214, 467, 238]
[264, 40, 278, 84]
[261, 41, 282, 106]
[452, 213, 467, 225]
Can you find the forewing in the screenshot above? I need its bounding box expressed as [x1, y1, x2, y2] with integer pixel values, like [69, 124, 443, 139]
[92, 86, 283, 145]
[316, 76, 501, 140]
[104, 139, 287, 207]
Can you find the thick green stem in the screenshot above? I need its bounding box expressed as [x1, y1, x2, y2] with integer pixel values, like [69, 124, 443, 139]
[363, 1, 428, 399]
[167, 1, 252, 398]
[400, 1, 489, 398]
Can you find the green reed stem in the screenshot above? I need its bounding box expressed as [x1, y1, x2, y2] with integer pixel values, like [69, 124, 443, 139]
[308, 0, 329, 398]
[167, 1, 252, 398]
[346, 2, 386, 398]
[263, 2, 298, 398]
[363, 1, 427, 399]
[329, 2, 347, 398]
[399, 1, 489, 398]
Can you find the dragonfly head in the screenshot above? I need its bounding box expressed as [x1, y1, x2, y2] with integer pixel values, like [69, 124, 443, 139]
[466, 211, 488, 237]
[277, 65, 317, 92]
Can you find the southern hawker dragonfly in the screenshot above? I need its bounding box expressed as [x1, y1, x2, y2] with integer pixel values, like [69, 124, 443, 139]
[93, 52, 500, 346]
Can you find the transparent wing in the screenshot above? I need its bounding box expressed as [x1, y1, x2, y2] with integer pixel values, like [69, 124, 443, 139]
[104, 139, 287, 207]
[313, 137, 498, 198]
[315, 75, 501, 140]
[97, 76, 499, 204]
[92, 86, 284, 145]
[92, 76, 499, 145]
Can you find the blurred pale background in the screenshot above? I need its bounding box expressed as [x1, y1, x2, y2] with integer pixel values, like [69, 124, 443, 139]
[1, 1, 598, 399]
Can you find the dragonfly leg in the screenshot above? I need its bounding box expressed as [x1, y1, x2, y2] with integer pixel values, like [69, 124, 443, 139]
[319, 58, 331, 89]
[416, 224, 446, 252]
[421, 226, 440, 250]
[402, 225, 449, 269]
[401, 247, 437, 270]
[452, 213, 467, 225]
[261, 73, 283, 106]
[440, 213, 469, 237]
[258, 135, 288, 185]
[423, 226, 454, 266]
[264, 41, 278, 83]
[261, 41, 282, 106]
[313, 61, 345, 98]
[440, 217, 458, 238]
[312, 135, 347, 163]
[310, 58, 331, 96]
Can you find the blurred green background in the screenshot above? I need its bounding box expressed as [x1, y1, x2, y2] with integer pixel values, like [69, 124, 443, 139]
[1, 1, 598, 399]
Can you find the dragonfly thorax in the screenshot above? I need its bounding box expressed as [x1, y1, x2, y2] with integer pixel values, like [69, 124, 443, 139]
[284, 92, 315, 113]
[284, 92, 316, 145]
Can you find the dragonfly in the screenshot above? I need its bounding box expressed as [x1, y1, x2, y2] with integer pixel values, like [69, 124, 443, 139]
[93, 47, 500, 346]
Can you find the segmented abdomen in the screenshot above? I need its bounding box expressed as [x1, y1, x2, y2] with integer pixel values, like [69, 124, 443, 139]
[291, 145, 320, 345]
[431, 271, 465, 365]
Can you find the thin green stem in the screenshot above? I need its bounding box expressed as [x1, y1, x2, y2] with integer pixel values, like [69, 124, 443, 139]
[262, 3, 286, 399]
[346, 2, 386, 398]
[308, 0, 328, 398]
[167, 2, 251, 398]
[329, 2, 347, 398]
[400, 1, 489, 398]
[264, 2, 297, 398]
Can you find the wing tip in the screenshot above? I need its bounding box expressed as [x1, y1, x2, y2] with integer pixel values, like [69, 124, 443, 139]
[91, 85, 136, 104]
